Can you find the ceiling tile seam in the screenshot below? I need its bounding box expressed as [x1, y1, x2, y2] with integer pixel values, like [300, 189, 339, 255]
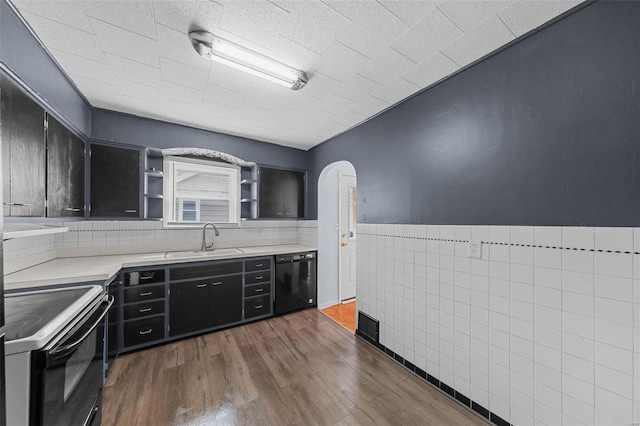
[387, 46, 418, 66]
[439, 49, 461, 69]
[368, 77, 415, 102]
[317, 0, 355, 22]
[496, 13, 518, 39]
[148, 1, 159, 41]
[353, 68, 402, 88]
[79, 2, 122, 85]
[49, 48, 117, 71]
[19, 9, 95, 36]
[87, 16, 159, 42]
[265, 0, 292, 15]
[111, 73, 163, 91]
[374, 0, 414, 27]
[159, 56, 211, 80]
[435, 5, 467, 35]
[103, 49, 163, 71]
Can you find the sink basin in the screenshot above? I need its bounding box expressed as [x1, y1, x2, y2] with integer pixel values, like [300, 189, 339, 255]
[164, 248, 244, 259]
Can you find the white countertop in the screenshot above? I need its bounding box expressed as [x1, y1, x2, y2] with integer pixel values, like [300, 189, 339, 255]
[5, 244, 317, 291]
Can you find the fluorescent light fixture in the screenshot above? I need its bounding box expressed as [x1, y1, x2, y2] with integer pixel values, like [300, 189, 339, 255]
[189, 31, 308, 90]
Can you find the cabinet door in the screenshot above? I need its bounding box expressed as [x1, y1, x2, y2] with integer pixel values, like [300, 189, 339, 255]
[1, 76, 46, 216]
[90, 143, 141, 217]
[281, 170, 304, 218]
[258, 167, 283, 218]
[258, 167, 305, 219]
[169, 281, 209, 336]
[47, 115, 85, 217]
[209, 275, 243, 328]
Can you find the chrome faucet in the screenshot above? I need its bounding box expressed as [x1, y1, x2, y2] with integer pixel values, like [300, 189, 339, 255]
[201, 222, 220, 251]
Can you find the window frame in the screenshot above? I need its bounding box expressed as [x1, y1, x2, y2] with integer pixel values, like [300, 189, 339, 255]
[163, 156, 240, 227]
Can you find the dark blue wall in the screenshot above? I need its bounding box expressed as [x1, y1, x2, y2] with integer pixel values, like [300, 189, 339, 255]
[308, 1, 640, 226]
[0, 0, 91, 137]
[91, 109, 308, 170]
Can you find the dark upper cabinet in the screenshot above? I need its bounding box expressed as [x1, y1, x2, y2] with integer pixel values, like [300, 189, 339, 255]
[1, 76, 46, 216]
[90, 143, 141, 218]
[258, 167, 305, 218]
[47, 115, 85, 217]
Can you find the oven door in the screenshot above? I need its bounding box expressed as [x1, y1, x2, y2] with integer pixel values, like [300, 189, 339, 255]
[30, 295, 113, 426]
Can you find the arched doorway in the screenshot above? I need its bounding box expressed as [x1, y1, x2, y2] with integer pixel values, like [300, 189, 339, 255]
[317, 161, 357, 331]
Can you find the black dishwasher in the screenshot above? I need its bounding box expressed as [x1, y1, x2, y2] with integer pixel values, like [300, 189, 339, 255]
[274, 252, 317, 316]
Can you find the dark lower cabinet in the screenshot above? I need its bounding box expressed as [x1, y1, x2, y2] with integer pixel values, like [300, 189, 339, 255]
[90, 143, 141, 218]
[124, 316, 165, 347]
[47, 115, 85, 217]
[1, 76, 46, 217]
[209, 275, 243, 327]
[169, 280, 211, 336]
[169, 275, 243, 336]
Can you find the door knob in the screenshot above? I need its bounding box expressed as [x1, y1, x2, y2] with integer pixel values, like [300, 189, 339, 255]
[341, 242, 348, 247]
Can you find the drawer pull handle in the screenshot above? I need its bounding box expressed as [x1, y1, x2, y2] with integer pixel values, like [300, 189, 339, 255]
[125, 209, 137, 213]
[255, 263, 263, 267]
[255, 305, 263, 309]
[140, 291, 152, 296]
[255, 276, 263, 280]
[139, 329, 153, 335]
[255, 288, 264, 293]
[139, 307, 152, 313]
[212, 281, 222, 286]
[197, 284, 207, 288]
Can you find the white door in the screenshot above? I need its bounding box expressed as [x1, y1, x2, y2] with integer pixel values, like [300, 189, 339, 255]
[339, 174, 356, 302]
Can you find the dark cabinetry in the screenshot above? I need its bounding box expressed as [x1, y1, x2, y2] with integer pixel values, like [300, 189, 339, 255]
[169, 262, 243, 337]
[258, 167, 305, 218]
[90, 143, 141, 218]
[1, 76, 46, 217]
[47, 116, 85, 216]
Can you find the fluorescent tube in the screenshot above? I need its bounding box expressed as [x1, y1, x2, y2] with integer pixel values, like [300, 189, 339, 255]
[189, 31, 308, 90]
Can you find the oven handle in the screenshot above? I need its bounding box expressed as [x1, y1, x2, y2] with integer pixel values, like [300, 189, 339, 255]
[49, 295, 114, 357]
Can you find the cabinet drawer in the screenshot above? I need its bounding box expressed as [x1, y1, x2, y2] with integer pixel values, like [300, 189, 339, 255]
[124, 300, 165, 320]
[245, 271, 270, 285]
[124, 285, 165, 304]
[245, 258, 271, 272]
[245, 282, 270, 297]
[170, 261, 242, 281]
[244, 295, 271, 319]
[124, 316, 164, 347]
[124, 269, 165, 286]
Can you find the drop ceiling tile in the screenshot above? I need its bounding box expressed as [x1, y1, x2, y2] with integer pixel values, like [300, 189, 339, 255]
[498, 0, 584, 37]
[358, 48, 416, 86]
[14, 1, 93, 33]
[81, 0, 156, 38]
[335, 74, 382, 103]
[89, 18, 159, 67]
[402, 51, 459, 88]
[208, 62, 255, 94]
[349, 96, 390, 117]
[262, 35, 321, 71]
[70, 75, 124, 100]
[438, 1, 513, 32]
[97, 96, 166, 121]
[378, 0, 441, 26]
[204, 84, 245, 108]
[302, 72, 342, 100]
[152, 0, 224, 34]
[309, 42, 370, 83]
[332, 110, 368, 127]
[441, 14, 515, 67]
[20, 12, 107, 63]
[160, 58, 209, 91]
[371, 77, 420, 104]
[337, 2, 409, 59]
[271, 0, 350, 54]
[163, 82, 204, 106]
[315, 93, 357, 114]
[319, 0, 368, 20]
[242, 90, 288, 112]
[105, 53, 162, 88]
[219, 1, 289, 50]
[115, 79, 165, 104]
[391, 8, 463, 63]
[156, 24, 211, 71]
[49, 49, 117, 85]
[304, 108, 339, 125]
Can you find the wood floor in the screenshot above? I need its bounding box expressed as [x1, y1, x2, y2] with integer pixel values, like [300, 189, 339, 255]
[103, 309, 486, 426]
[321, 301, 356, 332]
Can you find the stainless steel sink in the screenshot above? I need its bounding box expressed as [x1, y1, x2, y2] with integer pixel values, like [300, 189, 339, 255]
[164, 248, 244, 259]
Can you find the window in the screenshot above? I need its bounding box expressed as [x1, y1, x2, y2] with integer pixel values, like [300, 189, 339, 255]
[163, 156, 240, 226]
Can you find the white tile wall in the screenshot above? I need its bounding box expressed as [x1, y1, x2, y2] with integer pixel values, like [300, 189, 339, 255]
[357, 224, 640, 426]
[4, 220, 318, 273]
